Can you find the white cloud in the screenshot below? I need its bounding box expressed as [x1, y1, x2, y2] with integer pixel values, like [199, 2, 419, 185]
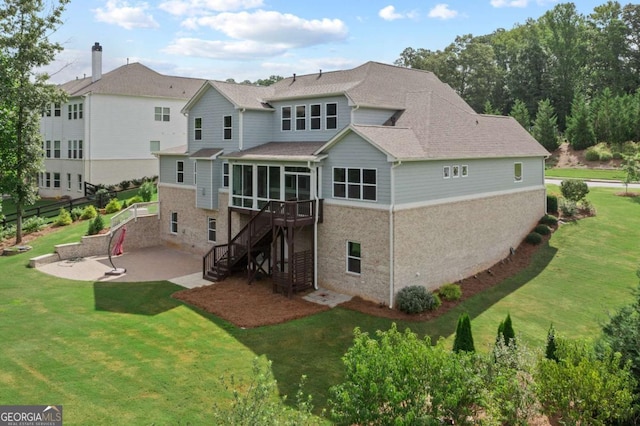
[379, 5, 403, 21]
[378, 5, 418, 21]
[490, 0, 529, 7]
[428, 4, 458, 20]
[185, 10, 348, 47]
[93, 0, 159, 29]
[158, 0, 263, 16]
[163, 37, 289, 59]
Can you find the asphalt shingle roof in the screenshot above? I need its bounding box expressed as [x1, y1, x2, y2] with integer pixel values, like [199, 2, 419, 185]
[60, 63, 205, 99]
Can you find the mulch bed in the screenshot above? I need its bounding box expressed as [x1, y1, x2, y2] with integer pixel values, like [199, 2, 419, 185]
[173, 224, 559, 328]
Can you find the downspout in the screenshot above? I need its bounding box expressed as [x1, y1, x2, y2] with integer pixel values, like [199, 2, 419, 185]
[238, 108, 245, 151]
[351, 104, 360, 123]
[309, 160, 320, 290]
[389, 160, 402, 308]
[84, 94, 91, 187]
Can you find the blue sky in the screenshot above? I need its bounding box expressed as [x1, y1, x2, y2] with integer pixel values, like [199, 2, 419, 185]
[44, 0, 606, 84]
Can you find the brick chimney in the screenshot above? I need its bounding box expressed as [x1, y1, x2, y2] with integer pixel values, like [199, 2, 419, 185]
[91, 42, 102, 82]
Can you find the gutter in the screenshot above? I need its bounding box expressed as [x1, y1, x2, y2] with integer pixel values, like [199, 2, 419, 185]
[389, 160, 402, 308]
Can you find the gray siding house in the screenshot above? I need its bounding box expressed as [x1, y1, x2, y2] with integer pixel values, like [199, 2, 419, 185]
[156, 62, 548, 306]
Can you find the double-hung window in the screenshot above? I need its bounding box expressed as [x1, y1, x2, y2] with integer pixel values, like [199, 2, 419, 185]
[281, 107, 291, 131]
[310, 104, 321, 130]
[45, 140, 51, 158]
[170, 212, 178, 234]
[54, 141, 61, 159]
[155, 107, 170, 121]
[326, 103, 337, 129]
[223, 115, 232, 140]
[53, 172, 60, 188]
[347, 241, 361, 274]
[54, 103, 61, 117]
[333, 167, 377, 201]
[208, 217, 216, 243]
[296, 105, 306, 130]
[222, 162, 229, 187]
[177, 160, 184, 183]
[66, 173, 71, 190]
[194, 117, 202, 140]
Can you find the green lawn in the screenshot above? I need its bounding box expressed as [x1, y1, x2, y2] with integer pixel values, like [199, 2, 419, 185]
[545, 167, 625, 181]
[0, 187, 638, 424]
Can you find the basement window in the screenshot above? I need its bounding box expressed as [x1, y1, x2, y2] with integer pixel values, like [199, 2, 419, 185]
[347, 241, 361, 275]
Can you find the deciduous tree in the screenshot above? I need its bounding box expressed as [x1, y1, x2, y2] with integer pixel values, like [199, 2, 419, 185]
[0, 0, 69, 243]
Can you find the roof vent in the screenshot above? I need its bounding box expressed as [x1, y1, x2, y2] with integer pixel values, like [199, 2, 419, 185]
[319, 69, 322, 78]
[293, 73, 296, 82]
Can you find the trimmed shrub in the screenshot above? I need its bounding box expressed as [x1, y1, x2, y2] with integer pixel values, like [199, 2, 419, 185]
[534, 224, 551, 235]
[81, 205, 97, 220]
[0, 224, 17, 240]
[546, 194, 558, 213]
[22, 216, 47, 233]
[395, 285, 441, 314]
[560, 179, 589, 202]
[138, 181, 155, 202]
[525, 232, 542, 245]
[119, 180, 131, 190]
[438, 283, 462, 301]
[54, 208, 73, 227]
[453, 313, 475, 353]
[559, 199, 577, 217]
[87, 213, 105, 236]
[545, 324, 558, 361]
[104, 198, 122, 214]
[70, 207, 84, 221]
[539, 214, 558, 226]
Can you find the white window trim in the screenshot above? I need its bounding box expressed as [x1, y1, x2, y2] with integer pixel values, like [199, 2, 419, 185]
[295, 104, 306, 131]
[222, 161, 229, 188]
[223, 115, 232, 140]
[176, 160, 184, 183]
[346, 241, 361, 275]
[77, 174, 83, 192]
[194, 161, 197, 185]
[66, 173, 71, 191]
[514, 162, 523, 183]
[461, 165, 468, 177]
[281, 106, 291, 131]
[443, 166, 450, 179]
[452, 165, 460, 178]
[310, 103, 321, 131]
[170, 211, 178, 234]
[194, 117, 202, 140]
[332, 167, 377, 202]
[326, 102, 338, 130]
[207, 217, 216, 243]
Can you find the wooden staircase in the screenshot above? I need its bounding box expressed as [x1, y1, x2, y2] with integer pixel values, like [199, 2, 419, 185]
[203, 203, 273, 282]
[203, 199, 322, 296]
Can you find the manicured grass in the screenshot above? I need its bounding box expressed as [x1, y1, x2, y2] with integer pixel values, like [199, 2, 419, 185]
[545, 167, 625, 181]
[1, 187, 638, 423]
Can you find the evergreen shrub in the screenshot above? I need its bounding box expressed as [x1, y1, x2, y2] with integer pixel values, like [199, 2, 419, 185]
[396, 285, 441, 314]
[534, 224, 551, 235]
[525, 232, 542, 245]
[438, 283, 462, 301]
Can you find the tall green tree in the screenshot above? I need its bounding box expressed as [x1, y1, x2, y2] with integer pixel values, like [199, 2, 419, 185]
[586, 1, 632, 95]
[532, 99, 559, 152]
[0, 0, 69, 243]
[453, 313, 475, 353]
[510, 99, 531, 130]
[565, 92, 596, 150]
[540, 3, 588, 131]
[623, 4, 640, 89]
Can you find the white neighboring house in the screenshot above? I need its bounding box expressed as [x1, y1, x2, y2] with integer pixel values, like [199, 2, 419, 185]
[38, 42, 205, 198]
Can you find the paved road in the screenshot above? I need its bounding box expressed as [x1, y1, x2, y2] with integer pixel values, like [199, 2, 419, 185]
[545, 178, 640, 190]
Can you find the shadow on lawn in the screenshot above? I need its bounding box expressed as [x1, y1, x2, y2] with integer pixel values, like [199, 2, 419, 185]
[173, 240, 560, 414]
[93, 281, 183, 315]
